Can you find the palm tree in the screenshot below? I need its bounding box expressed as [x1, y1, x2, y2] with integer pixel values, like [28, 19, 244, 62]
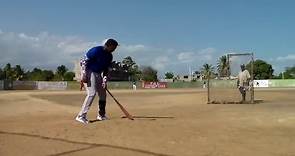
[14, 65, 24, 80]
[201, 63, 214, 104]
[3, 63, 13, 80]
[201, 63, 214, 79]
[217, 55, 229, 77]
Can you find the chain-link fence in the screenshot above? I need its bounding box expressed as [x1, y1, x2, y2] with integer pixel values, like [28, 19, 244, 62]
[208, 53, 254, 104]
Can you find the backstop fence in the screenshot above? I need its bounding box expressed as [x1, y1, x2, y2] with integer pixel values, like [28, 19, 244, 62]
[208, 53, 254, 104]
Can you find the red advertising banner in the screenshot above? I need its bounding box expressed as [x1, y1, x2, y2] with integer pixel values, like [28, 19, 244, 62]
[142, 82, 167, 89]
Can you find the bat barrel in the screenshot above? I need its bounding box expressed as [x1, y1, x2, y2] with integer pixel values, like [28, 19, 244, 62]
[106, 88, 134, 120]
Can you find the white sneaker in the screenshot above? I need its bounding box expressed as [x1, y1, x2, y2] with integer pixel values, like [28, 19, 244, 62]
[97, 115, 109, 121]
[75, 116, 89, 124]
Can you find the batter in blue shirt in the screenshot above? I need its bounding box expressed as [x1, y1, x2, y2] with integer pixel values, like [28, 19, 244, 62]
[76, 38, 118, 124]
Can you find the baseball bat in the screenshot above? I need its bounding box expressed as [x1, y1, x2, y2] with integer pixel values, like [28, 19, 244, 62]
[106, 88, 134, 120]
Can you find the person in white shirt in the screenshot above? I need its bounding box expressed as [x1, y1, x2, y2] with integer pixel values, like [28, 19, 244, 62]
[132, 81, 137, 90]
[237, 64, 251, 103]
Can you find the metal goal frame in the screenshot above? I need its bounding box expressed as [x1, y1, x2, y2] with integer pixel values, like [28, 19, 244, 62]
[207, 52, 254, 104]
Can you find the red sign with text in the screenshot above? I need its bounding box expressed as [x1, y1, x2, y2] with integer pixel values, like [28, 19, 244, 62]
[142, 82, 167, 89]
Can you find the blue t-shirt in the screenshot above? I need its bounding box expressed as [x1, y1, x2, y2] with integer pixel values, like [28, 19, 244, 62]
[85, 46, 113, 73]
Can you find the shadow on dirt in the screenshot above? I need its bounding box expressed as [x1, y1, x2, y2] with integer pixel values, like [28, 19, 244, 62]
[0, 130, 173, 156]
[208, 99, 264, 104]
[89, 116, 175, 123]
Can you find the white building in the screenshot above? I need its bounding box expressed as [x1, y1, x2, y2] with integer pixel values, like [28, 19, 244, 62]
[73, 60, 81, 82]
[177, 73, 203, 82]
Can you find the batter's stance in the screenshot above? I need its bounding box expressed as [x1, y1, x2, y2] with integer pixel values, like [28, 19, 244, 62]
[76, 39, 118, 124]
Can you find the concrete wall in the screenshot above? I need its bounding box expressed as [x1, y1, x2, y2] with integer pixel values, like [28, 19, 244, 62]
[167, 81, 204, 88]
[1, 79, 294, 90]
[37, 81, 67, 90]
[269, 79, 295, 87]
[209, 79, 295, 88]
[0, 81, 67, 90]
[13, 81, 37, 90]
[209, 80, 237, 88]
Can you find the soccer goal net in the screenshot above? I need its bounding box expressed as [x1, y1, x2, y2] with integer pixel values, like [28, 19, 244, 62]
[208, 53, 254, 104]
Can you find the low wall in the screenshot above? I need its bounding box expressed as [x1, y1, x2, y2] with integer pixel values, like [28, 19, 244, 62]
[67, 81, 142, 90]
[1, 79, 294, 90]
[269, 79, 295, 87]
[209, 80, 236, 88]
[209, 79, 295, 88]
[167, 81, 204, 88]
[13, 81, 37, 90]
[0, 81, 67, 90]
[109, 81, 138, 89]
[253, 79, 295, 88]
[37, 81, 67, 90]
[67, 81, 205, 90]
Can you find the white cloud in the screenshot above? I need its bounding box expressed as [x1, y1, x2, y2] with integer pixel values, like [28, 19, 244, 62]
[115, 45, 188, 75]
[268, 54, 295, 74]
[0, 30, 150, 72]
[0, 30, 96, 70]
[177, 48, 216, 63]
[18, 33, 39, 41]
[57, 39, 97, 55]
[177, 52, 194, 63]
[198, 47, 216, 61]
[119, 44, 146, 53]
[199, 47, 216, 55]
[0, 29, 220, 76]
[276, 54, 295, 61]
[152, 56, 169, 70]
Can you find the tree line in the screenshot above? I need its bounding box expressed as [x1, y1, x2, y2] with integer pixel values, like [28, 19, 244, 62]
[199, 55, 295, 79]
[0, 63, 75, 81]
[0, 56, 160, 82]
[2, 56, 293, 82]
[111, 56, 158, 82]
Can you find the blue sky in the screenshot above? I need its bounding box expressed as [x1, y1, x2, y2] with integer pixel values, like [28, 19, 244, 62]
[0, 0, 294, 77]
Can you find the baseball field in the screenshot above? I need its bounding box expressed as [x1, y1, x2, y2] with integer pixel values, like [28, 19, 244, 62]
[1, 88, 295, 156]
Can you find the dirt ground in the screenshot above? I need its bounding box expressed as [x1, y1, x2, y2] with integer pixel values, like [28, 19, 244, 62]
[1, 88, 295, 156]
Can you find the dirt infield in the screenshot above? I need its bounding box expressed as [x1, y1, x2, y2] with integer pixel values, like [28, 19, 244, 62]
[1, 88, 295, 156]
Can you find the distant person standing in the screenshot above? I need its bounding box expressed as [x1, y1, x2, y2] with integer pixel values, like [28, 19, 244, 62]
[132, 81, 137, 90]
[237, 64, 251, 103]
[203, 81, 206, 89]
[76, 39, 119, 124]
